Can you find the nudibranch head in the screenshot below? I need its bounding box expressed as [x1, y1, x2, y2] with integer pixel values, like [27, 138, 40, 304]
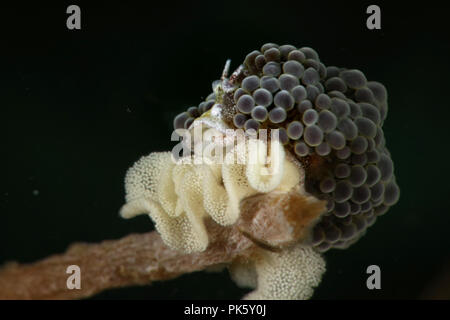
[173, 43, 400, 253]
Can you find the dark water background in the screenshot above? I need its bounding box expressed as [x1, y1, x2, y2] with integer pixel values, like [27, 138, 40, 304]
[1, 1, 449, 299]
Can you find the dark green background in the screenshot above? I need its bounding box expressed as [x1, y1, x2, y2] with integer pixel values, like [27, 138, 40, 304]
[2, 1, 449, 299]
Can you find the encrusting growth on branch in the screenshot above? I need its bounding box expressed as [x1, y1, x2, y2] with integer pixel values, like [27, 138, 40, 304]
[0, 188, 325, 300]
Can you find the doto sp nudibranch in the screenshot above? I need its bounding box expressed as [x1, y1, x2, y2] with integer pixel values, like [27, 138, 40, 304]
[120, 43, 400, 299]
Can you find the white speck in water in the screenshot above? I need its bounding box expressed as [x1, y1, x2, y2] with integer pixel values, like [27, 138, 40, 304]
[32, 190, 39, 196]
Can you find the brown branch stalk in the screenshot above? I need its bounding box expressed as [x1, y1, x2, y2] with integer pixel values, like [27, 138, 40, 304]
[0, 189, 324, 300]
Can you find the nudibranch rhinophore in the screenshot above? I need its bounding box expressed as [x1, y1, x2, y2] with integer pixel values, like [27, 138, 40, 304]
[120, 43, 400, 300]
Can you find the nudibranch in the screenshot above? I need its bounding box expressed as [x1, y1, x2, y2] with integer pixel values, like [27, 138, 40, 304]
[120, 43, 400, 299]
